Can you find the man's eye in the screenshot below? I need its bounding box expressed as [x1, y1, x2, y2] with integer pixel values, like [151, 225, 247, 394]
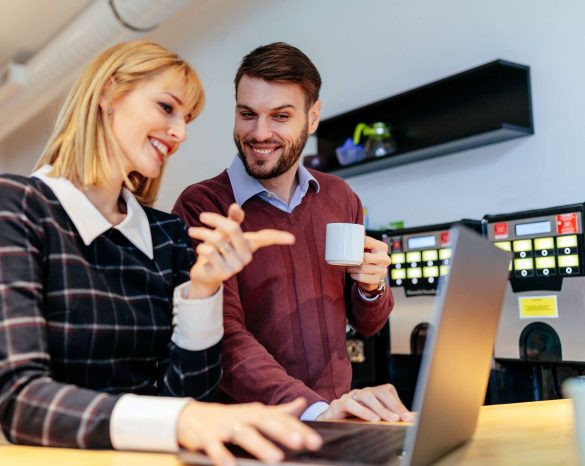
[275, 114, 289, 120]
[240, 111, 255, 118]
[159, 102, 173, 114]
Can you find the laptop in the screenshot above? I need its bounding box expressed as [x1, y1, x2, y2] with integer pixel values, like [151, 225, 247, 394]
[179, 225, 512, 466]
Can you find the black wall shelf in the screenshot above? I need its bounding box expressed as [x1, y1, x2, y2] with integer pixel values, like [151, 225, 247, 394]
[315, 59, 534, 178]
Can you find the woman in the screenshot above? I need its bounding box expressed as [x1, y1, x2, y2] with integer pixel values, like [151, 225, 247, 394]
[0, 40, 321, 466]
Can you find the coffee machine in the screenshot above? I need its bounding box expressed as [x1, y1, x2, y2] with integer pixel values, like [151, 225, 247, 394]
[483, 204, 585, 402]
[384, 220, 482, 407]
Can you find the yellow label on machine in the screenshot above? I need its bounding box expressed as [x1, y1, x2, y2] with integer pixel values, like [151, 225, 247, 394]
[518, 296, 558, 319]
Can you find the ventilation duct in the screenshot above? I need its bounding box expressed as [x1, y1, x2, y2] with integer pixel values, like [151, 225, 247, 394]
[0, 62, 27, 105]
[0, 0, 189, 141]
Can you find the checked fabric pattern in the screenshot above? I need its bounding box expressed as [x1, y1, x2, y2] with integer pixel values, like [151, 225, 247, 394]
[0, 175, 221, 448]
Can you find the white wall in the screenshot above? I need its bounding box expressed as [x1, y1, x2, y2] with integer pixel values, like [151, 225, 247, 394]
[0, 98, 58, 174]
[2, 0, 584, 229]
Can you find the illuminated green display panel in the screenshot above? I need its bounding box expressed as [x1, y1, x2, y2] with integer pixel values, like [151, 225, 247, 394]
[490, 217, 583, 279]
[388, 230, 453, 289]
[534, 237, 554, 250]
[558, 235, 577, 248]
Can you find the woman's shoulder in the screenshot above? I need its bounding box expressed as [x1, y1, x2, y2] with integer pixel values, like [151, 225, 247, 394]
[0, 173, 38, 189]
[0, 174, 55, 207]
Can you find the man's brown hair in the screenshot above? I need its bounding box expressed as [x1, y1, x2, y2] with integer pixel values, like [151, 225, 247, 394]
[235, 42, 321, 110]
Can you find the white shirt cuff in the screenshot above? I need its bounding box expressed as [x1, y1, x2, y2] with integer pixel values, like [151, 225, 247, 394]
[300, 401, 330, 421]
[171, 281, 223, 351]
[110, 394, 191, 452]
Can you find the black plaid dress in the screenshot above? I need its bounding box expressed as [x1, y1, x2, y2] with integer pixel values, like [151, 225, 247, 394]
[0, 175, 221, 448]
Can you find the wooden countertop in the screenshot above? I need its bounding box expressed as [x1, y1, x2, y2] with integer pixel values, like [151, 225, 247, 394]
[0, 399, 577, 465]
[435, 399, 576, 465]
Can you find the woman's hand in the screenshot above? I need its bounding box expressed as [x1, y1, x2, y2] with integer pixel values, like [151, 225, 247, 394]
[177, 398, 322, 466]
[187, 203, 295, 299]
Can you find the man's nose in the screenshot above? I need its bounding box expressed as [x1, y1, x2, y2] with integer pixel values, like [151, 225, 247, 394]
[252, 118, 272, 141]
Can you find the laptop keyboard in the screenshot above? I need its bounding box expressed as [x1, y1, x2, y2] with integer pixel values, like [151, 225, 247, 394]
[180, 421, 408, 465]
[284, 421, 407, 465]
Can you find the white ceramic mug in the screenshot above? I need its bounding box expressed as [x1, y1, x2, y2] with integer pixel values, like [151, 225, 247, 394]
[563, 376, 585, 465]
[325, 223, 365, 266]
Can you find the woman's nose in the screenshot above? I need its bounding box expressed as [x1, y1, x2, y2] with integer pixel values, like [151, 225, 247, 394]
[169, 118, 187, 142]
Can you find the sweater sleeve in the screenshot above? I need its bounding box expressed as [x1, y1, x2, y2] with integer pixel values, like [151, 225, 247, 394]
[345, 190, 394, 336]
[0, 179, 118, 448]
[173, 186, 326, 407]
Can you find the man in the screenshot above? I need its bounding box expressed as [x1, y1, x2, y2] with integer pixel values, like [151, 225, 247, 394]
[173, 42, 412, 422]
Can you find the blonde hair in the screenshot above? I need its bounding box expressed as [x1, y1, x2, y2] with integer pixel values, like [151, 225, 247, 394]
[34, 40, 204, 206]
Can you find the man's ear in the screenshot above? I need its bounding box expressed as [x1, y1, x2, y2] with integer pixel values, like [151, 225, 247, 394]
[99, 77, 117, 112]
[308, 99, 321, 135]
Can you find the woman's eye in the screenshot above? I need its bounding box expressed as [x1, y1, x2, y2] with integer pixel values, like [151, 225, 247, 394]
[159, 102, 173, 114]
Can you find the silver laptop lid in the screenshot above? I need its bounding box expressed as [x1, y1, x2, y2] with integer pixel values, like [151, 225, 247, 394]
[402, 225, 511, 465]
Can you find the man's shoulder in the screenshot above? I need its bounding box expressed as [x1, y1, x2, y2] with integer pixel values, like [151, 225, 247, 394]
[308, 168, 356, 196]
[173, 170, 234, 218]
[181, 171, 232, 198]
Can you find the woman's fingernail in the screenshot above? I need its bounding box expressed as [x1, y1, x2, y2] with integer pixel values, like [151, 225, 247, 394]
[267, 451, 284, 464]
[308, 434, 322, 448]
[290, 432, 302, 446]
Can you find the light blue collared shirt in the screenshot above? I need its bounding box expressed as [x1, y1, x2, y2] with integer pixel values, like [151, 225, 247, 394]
[227, 155, 320, 213]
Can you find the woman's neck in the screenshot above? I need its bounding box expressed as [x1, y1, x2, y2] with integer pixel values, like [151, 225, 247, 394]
[77, 176, 127, 226]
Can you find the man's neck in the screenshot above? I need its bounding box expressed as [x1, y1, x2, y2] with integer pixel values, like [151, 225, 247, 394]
[258, 163, 300, 206]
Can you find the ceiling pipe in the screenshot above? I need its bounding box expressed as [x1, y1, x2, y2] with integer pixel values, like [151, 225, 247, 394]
[0, 0, 189, 142]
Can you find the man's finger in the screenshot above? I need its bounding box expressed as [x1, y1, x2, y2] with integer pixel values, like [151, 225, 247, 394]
[363, 251, 391, 267]
[344, 399, 381, 421]
[349, 273, 379, 285]
[244, 230, 295, 252]
[346, 263, 388, 275]
[364, 235, 388, 253]
[372, 385, 413, 422]
[353, 391, 399, 422]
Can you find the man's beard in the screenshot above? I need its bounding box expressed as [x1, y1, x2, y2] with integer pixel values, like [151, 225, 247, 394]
[235, 123, 309, 180]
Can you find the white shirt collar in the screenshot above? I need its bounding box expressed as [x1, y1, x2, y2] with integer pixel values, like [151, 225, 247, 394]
[32, 165, 154, 259]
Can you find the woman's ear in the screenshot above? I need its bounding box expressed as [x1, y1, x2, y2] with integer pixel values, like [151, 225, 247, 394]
[99, 77, 117, 113]
[308, 99, 321, 135]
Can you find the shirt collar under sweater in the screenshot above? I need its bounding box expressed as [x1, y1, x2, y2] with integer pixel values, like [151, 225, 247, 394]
[227, 155, 320, 209]
[32, 165, 154, 259]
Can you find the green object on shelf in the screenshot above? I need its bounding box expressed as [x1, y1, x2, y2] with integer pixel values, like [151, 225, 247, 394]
[353, 122, 396, 159]
[388, 220, 405, 230]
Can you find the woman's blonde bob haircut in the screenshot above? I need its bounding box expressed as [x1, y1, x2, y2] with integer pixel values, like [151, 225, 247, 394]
[34, 40, 204, 206]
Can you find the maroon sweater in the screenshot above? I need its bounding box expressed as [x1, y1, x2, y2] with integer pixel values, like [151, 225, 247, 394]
[172, 169, 393, 405]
